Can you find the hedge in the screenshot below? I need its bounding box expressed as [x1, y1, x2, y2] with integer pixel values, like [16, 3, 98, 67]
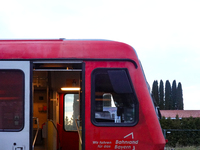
[160, 115, 200, 147]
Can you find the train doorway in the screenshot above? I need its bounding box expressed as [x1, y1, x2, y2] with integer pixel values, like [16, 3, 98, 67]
[32, 62, 83, 150]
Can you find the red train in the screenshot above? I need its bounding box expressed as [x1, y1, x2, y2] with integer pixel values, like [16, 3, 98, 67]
[0, 39, 165, 150]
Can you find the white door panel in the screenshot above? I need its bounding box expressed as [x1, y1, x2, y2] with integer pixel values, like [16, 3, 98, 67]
[0, 61, 30, 150]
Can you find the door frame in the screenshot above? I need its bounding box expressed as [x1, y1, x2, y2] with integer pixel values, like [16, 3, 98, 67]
[81, 62, 85, 150]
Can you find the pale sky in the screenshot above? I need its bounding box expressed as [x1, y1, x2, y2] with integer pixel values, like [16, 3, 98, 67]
[0, 0, 200, 110]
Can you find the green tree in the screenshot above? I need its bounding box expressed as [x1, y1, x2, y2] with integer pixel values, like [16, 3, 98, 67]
[152, 80, 183, 110]
[171, 80, 177, 109]
[165, 80, 172, 110]
[152, 80, 159, 106]
[177, 82, 184, 110]
[65, 115, 74, 130]
[159, 80, 164, 109]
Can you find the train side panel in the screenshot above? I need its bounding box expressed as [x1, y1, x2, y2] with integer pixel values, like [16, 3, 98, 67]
[84, 61, 165, 150]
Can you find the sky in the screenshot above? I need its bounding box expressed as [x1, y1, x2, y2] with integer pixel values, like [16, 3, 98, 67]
[0, 0, 200, 110]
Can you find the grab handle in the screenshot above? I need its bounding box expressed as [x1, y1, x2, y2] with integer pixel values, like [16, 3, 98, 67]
[32, 117, 39, 150]
[75, 119, 82, 145]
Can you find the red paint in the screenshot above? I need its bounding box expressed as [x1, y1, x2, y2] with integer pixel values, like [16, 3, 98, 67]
[59, 94, 79, 150]
[0, 40, 166, 149]
[84, 61, 165, 150]
[0, 40, 137, 60]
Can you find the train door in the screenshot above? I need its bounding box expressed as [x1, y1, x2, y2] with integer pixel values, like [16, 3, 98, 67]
[0, 61, 31, 150]
[32, 62, 83, 150]
[84, 61, 139, 150]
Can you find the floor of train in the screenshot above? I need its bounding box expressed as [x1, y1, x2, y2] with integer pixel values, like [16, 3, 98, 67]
[34, 145, 46, 150]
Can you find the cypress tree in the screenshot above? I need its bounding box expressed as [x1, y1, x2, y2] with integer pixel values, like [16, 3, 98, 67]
[177, 82, 184, 110]
[159, 80, 164, 109]
[171, 80, 177, 109]
[165, 80, 172, 110]
[152, 80, 159, 106]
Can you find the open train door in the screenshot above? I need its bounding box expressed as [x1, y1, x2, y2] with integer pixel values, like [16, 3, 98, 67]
[0, 61, 31, 150]
[84, 60, 140, 150]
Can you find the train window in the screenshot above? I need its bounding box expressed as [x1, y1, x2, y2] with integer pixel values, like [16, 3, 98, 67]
[0, 70, 24, 131]
[91, 68, 138, 126]
[64, 93, 79, 131]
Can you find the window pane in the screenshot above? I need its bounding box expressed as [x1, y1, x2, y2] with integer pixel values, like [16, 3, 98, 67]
[64, 94, 79, 131]
[93, 69, 138, 125]
[0, 70, 24, 131]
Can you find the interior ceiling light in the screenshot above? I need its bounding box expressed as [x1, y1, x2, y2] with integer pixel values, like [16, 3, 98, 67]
[61, 87, 80, 91]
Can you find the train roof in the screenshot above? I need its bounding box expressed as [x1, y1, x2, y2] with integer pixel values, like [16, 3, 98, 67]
[0, 39, 138, 61]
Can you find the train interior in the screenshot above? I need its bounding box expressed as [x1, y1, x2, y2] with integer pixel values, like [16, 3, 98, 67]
[32, 62, 82, 150]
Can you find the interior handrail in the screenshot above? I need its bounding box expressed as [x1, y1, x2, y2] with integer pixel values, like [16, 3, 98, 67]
[32, 117, 39, 150]
[75, 119, 82, 145]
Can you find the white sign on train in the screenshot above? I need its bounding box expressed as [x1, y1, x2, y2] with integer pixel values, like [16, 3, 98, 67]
[92, 132, 139, 149]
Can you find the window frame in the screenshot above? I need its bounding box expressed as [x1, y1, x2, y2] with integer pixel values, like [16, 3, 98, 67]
[91, 68, 139, 127]
[63, 92, 80, 132]
[0, 69, 25, 132]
